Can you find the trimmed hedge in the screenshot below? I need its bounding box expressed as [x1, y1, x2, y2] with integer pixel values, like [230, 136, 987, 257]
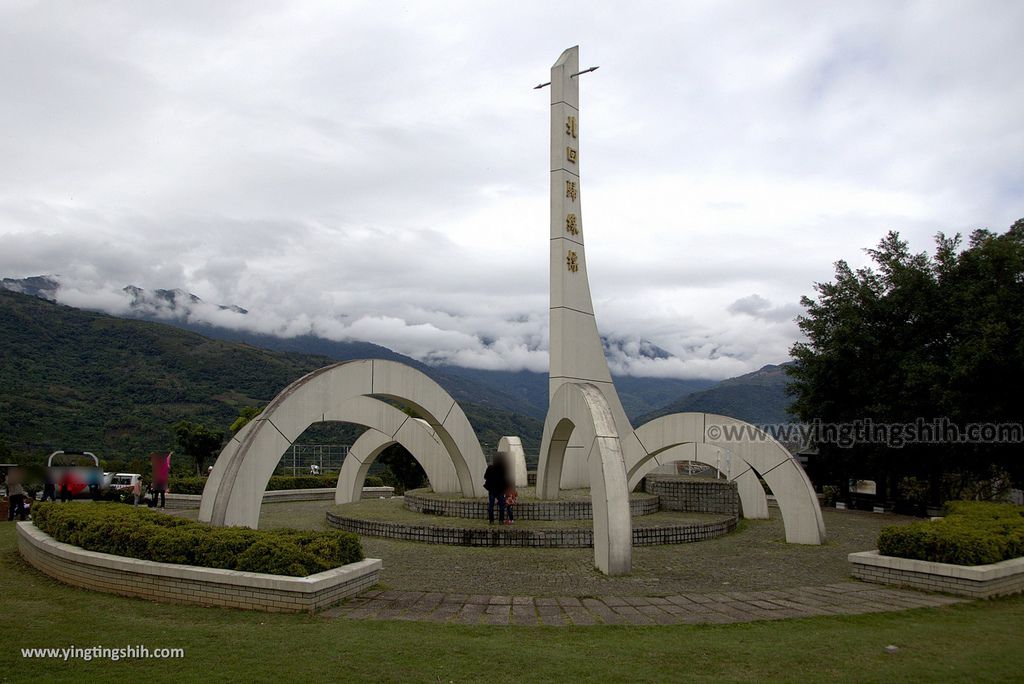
[168, 474, 340, 495]
[877, 500, 1024, 566]
[31, 502, 363, 577]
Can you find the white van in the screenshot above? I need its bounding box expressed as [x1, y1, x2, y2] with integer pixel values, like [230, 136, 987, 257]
[104, 473, 142, 491]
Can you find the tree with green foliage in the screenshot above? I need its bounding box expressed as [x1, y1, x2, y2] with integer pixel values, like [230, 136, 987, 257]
[376, 444, 426, 493]
[787, 220, 1024, 508]
[230, 406, 262, 434]
[173, 421, 225, 475]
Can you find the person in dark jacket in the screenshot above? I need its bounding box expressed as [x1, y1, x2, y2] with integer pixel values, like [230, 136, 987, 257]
[483, 453, 510, 525]
[6, 470, 27, 522]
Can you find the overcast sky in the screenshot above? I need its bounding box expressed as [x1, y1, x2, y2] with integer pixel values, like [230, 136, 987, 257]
[1, 1, 1021, 380]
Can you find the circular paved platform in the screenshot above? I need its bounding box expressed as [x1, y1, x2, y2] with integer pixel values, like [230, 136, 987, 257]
[326, 505, 736, 547]
[322, 583, 966, 625]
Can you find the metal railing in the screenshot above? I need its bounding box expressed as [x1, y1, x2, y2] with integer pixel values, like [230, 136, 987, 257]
[276, 444, 350, 477]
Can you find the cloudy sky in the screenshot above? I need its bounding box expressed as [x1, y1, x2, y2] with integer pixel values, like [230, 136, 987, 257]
[1, 1, 1021, 380]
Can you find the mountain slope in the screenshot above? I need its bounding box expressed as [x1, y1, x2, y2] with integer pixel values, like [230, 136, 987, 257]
[636, 364, 795, 426]
[0, 289, 542, 462]
[1, 277, 718, 421]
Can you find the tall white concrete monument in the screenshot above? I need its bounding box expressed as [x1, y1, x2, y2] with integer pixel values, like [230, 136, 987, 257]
[200, 45, 826, 579]
[536, 47, 827, 575]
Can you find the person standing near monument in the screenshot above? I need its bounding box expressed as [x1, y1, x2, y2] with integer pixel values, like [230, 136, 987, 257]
[6, 469, 26, 522]
[483, 453, 509, 525]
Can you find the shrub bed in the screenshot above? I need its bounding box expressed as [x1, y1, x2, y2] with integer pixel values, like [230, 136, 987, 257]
[168, 474, 341, 495]
[31, 502, 363, 577]
[877, 500, 1024, 566]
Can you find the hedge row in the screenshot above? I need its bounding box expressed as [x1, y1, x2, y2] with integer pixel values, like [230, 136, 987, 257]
[32, 502, 363, 577]
[168, 474, 385, 495]
[877, 500, 1024, 566]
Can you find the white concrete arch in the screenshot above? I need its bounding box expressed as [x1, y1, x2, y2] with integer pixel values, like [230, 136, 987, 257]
[630, 413, 825, 544]
[626, 443, 770, 520]
[537, 382, 631, 575]
[497, 436, 529, 488]
[199, 360, 487, 528]
[335, 414, 460, 505]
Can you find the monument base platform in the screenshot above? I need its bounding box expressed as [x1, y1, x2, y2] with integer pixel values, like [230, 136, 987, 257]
[326, 497, 736, 548]
[403, 487, 659, 520]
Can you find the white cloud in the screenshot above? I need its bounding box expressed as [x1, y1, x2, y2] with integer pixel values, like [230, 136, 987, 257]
[0, 0, 1021, 380]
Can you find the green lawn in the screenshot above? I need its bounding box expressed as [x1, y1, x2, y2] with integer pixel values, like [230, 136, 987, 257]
[3, 522, 1024, 682]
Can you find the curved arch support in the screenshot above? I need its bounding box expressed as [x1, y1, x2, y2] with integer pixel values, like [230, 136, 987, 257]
[335, 428, 394, 506]
[632, 412, 825, 544]
[538, 382, 631, 575]
[626, 442, 770, 520]
[334, 414, 460, 505]
[200, 360, 487, 528]
[497, 436, 529, 488]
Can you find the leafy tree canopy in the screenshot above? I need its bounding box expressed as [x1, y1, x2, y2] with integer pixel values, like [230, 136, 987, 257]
[787, 219, 1024, 504]
[174, 420, 224, 475]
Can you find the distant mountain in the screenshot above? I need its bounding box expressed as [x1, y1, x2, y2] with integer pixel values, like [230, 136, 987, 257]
[3, 276, 794, 431]
[432, 365, 716, 424]
[123, 285, 249, 314]
[1, 275, 59, 300]
[637, 364, 796, 426]
[1, 276, 720, 422]
[0, 288, 544, 465]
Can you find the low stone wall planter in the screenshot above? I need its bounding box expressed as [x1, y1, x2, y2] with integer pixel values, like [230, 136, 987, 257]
[643, 476, 740, 516]
[164, 486, 394, 510]
[327, 510, 735, 548]
[849, 550, 1024, 599]
[403, 489, 660, 520]
[17, 522, 381, 613]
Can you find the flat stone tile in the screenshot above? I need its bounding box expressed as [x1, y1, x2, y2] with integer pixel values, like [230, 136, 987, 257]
[537, 608, 568, 626]
[443, 593, 470, 603]
[664, 595, 694, 606]
[557, 597, 583, 607]
[489, 595, 512, 605]
[466, 594, 492, 605]
[512, 596, 533, 606]
[482, 606, 510, 625]
[453, 603, 486, 624]
[602, 596, 628, 607]
[612, 606, 655, 625]
[535, 597, 560, 606]
[511, 605, 537, 626]
[427, 603, 462, 619]
[564, 607, 599, 625]
[624, 596, 653, 606]
[637, 605, 677, 625]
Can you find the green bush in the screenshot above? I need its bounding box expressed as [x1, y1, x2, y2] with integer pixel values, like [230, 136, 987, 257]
[877, 501, 1024, 565]
[31, 502, 363, 577]
[363, 476, 384, 488]
[166, 474, 340, 495]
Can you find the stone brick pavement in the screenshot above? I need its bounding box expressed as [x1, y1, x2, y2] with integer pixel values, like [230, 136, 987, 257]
[321, 582, 965, 626]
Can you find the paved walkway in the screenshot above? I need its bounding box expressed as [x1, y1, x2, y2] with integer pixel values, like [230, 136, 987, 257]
[322, 583, 965, 626]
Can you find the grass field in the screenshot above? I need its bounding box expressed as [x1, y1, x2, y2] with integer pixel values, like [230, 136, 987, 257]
[3, 521, 1024, 682]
